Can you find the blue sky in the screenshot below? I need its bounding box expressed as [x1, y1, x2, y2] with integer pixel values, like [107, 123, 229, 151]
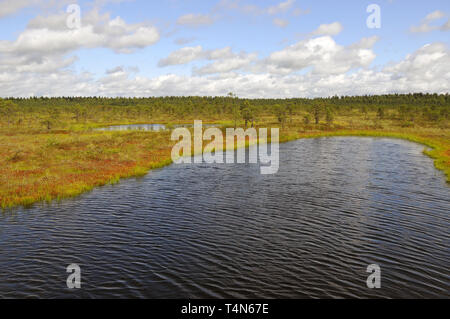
[0, 0, 448, 97]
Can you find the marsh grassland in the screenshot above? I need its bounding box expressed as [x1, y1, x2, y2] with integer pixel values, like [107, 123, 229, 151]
[0, 94, 449, 209]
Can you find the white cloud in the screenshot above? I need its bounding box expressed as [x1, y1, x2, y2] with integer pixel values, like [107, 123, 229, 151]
[260, 36, 377, 75]
[106, 66, 125, 74]
[410, 23, 437, 33]
[193, 52, 257, 75]
[215, 0, 303, 17]
[425, 10, 445, 21]
[441, 19, 450, 31]
[158, 46, 238, 67]
[175, 37, 197, 45]
[208, 47, 234, 60]
[87, 43, 450, 97]
[4, 37, 447, 99]
[158, 46, 204, 66]
[293, 8, 309, 17]
[273, 18, 289, 28]
[384, 43, 449, 85]
[0, 0, 38, 18]
[176, 13, 215, 27]
[0, 7, 159, 81]
[2, 41, 448, 98]
[311, 22, 343, 36]
[410, 10, 447, 33]
[0, 0, 71, 18]
[267, 0, 295, 15]
[0, 5, 448, 99]
[0, 10, 159, 55]
[159, 35, 378, 77]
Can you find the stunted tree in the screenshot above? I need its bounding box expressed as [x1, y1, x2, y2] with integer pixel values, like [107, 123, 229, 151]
[326, 107, 334, 125]
[311, 103, 323, 124]
[377, 107, 385, 120]
[72, 104, 88, 123]
[0, 99, 19, 126]
[228, 93, 240, 129]
[274, 104, 287, 128]
[241, 100, 254, 129]
[42, 107, 61, 130]
[249, 104, 258, 128]
[304, 114, 311, 125]
[286, 103, 294, 123]
[361, 105, 368, 117]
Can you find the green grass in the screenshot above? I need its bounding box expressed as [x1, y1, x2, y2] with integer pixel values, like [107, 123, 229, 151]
[1, 112, 449, 210]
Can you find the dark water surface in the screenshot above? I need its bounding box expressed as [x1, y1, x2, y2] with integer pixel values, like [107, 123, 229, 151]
[0, 137, 449, 298]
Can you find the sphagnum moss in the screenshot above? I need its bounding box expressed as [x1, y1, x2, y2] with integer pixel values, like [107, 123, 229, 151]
[0, 125, 449, 210]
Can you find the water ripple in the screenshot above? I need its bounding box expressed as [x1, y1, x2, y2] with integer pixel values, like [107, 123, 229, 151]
[0, 137, 449, 299]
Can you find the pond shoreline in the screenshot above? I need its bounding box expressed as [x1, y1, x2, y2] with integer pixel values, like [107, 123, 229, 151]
[1, 128, 449, 211]
[2, 136, 449, 298]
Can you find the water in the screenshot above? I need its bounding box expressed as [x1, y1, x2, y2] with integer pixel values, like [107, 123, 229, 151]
[0, 137, 449, 299]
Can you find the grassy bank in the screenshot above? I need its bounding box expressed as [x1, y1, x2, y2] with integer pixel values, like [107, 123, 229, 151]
[1, 95, 449, 209]
[1, 122, 449, 210]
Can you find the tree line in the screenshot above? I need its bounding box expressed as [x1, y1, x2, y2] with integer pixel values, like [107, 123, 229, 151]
[0, 93, 449, 129]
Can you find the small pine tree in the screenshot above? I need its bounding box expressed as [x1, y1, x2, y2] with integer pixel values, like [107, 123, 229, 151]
[311, 103, 322, 124]
[377, 107, 384, 120]
[326, 108, 334, 125]
[304, 114, 311, 125]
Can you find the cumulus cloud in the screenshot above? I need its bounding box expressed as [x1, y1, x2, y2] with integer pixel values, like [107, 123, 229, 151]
[158, 46, 239, 67]
[2, 42, 448, 98]
[106, 66, 125, 74]
[1, 9, 160, 55]
[441, 19, 450, 31]
[0, 7, 159, 77]
[259, 36, 378, 75]
[311, 22, 343, 36]
[384, 43, 449, 88]
[0, 4, 448, 99]
[0, 53, 77, 74]
[175, 37, 197, 45]
[193, 52, 258, 75]
[410, 10, 448, 33]
[0, 0, 38, 18]
[267, 0, 295, 15]
[293, 7, 310, 17]
[158, 45, 258, 75]
[159, 35, 378, 77]
[0, 0, 71, 18]
[158, 46, 204, 66]
[215, 0, 303, 17]
[176, 13, 215, 27]
[410, 23, 436, 33]
[273, 18, 289, 28]
[3, 36, 447, 99]
[425, 10, 445, 21]
[80, 42, 450, 97]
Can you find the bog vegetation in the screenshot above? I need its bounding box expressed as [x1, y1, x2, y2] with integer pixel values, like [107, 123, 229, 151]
[1, 93, 449, 129]
[0, 93, 449, 209]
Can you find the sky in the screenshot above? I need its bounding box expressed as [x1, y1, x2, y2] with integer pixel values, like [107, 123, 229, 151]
[0, 0, 449, 98]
